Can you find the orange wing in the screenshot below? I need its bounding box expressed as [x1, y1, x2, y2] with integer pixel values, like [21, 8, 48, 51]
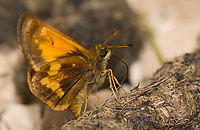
[17, 12, 94, 115]
[17, 12, 93, 71]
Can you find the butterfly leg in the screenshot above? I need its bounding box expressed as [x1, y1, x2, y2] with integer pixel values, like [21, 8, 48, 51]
[113, 75, 127, 93]
[105, 69, 119, 94]
[104, 69, 127, 93]
[93, 92, 100, 105]
[83, 86, 89, 114]
[103, 69, 124, 103]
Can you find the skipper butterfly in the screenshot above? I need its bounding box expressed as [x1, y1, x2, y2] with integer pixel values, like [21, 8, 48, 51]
[17, 12, 131, 116]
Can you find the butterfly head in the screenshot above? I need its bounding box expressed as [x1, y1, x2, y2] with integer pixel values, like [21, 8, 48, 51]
[90, 31, 133, 64]
[90, 44, 112, 63]
[90, 43, 132, 64]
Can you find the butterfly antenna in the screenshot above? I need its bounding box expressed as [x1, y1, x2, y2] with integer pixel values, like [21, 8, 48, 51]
[103, 31, 118, 45]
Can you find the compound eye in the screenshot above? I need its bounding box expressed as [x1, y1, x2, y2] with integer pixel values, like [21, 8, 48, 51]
[99, 49, 107, 57]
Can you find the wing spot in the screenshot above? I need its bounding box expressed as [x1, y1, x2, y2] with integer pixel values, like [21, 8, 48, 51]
[55, 88, 65, 97]
[40, 77, 49, 85]
[47, 70, 58, 76]
[47, 62, 61, 76]
[46, 82, 60, 92]
[34, 39, 39, 43]
[50, 62, 61, 70]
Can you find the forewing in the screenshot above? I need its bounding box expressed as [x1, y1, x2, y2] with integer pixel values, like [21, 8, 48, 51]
[17, 12, 93, 71]
[28, 56, 91, 111]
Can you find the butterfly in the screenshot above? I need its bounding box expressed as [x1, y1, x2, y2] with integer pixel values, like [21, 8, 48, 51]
[17, 12, 131, 116]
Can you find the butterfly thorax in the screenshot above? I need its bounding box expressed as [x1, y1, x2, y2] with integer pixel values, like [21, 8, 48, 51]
[88, 44, 112, 92]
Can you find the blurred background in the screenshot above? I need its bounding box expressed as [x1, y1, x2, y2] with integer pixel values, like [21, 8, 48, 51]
[0, 0, 200, 130]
